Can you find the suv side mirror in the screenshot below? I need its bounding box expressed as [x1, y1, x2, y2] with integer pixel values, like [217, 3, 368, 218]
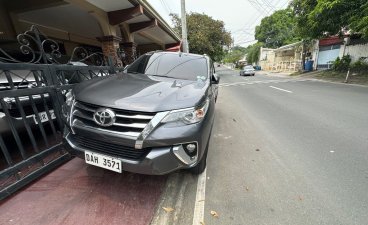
[211, 73, 220, 84]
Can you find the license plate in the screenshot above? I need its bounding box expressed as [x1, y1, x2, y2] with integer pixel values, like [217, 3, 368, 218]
[84, 151, 122, 173]
[33, 110, 56, 124]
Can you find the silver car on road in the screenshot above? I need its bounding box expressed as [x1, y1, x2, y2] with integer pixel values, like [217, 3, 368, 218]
[240, 65, 256, 76]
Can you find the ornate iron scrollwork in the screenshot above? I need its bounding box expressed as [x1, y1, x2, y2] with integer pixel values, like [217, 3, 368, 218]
[69, 47, 106, 66]
[0, 25, 107, 66]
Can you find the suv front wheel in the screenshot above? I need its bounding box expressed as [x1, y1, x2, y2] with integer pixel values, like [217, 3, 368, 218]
[189, 138, 210, 175]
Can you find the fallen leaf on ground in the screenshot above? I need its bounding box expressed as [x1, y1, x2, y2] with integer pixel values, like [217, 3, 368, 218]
[233, 118, 236, 122]
[200, 222, 205, 225]
[246, 186, 249, 191]
[210, 210, 219, 218]
[162, 207, 174, 213]
[255, 149, 260, 151]
[198, 199, 205, 202]
[299, 196, 303, 201]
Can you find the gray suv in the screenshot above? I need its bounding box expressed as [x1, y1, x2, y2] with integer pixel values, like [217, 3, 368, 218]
[63, 52, 219, 175]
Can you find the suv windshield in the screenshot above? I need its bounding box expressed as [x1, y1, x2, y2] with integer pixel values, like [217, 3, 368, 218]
[126, 52, 208, 81]
[244, 66, 253, 70]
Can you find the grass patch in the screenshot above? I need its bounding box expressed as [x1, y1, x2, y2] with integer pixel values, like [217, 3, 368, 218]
[290, 71, 303, 76]
[296, 69, 368, 85]
[317, 70, 347, 78]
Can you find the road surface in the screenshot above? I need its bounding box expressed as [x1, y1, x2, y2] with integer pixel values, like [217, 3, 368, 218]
[153, 67, 368, 225]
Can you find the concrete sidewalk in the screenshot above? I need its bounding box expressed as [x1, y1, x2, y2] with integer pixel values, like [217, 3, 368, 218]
[255, 70, 293, 78]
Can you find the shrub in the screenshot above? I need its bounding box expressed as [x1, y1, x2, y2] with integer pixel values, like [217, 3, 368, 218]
[332, 55, 352, 71]
[351, 58, 368, 73]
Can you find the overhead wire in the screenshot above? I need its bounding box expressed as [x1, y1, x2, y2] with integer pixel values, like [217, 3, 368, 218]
[234, 0, 285, 45]
[159, 0, 172, 16]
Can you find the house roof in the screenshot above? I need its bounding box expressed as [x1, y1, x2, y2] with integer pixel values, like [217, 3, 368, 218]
[274, 41, 303, 52]
[319, 36, 344, 46]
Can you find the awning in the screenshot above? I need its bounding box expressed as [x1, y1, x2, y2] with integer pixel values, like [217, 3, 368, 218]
[274, 41, 303, 52]
[319, 37, 344, 46]
[165, 42, 182, 52]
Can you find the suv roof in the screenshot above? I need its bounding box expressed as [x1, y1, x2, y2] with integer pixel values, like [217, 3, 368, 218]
[146, 51, 209, 59]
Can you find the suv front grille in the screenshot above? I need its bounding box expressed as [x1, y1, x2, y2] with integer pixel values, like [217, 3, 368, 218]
[70, 135, 151, 160]
[72, 101, 156, 137]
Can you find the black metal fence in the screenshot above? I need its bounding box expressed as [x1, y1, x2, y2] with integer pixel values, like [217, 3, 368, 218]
[0, 25, 122, 200]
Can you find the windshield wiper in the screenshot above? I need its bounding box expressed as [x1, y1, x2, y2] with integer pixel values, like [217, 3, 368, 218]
[150, 74, 172, 78]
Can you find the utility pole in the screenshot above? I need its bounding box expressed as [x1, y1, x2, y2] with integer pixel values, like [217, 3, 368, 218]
[181, 0, 189, 53]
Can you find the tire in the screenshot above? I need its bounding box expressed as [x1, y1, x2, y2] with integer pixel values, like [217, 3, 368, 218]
[189, 138, 210, 175]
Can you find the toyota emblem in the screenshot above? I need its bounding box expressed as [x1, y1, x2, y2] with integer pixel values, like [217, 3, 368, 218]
[93, 108, 116, 127]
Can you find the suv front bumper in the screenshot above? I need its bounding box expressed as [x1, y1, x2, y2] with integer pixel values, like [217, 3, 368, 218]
[64, 135, 185, 175]
[63, 106, 214, 175]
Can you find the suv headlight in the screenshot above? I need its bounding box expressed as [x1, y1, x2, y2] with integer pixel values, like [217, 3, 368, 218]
[161, 99, 210, 125]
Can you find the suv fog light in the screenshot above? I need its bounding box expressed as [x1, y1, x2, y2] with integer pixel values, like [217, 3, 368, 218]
[183, 143, 197, 157]
[185, 143, 196, 152]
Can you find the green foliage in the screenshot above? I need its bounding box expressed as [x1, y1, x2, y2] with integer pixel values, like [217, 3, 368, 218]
[255, 8, 301, 48]
[231, 46, 247, 53]
[290, 0, 317, 39]
[246, 42, 263, 64]
[223, 46, 247, 64]
[351, 58, 368, 73]
[170, 13, 232, 61]
[349, 2, 368, 38]
[332, 55, 351, 71]
[291, 0, 368, 39]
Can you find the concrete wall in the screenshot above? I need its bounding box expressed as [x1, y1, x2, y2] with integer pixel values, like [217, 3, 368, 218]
[341, 43, 368, 62]
[259, 48, 275, 70]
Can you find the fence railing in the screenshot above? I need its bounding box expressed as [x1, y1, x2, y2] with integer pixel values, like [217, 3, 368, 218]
[0, 25, 122, 200]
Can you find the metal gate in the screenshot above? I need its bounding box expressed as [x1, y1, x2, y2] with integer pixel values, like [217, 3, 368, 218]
[0, 25, 122, 200]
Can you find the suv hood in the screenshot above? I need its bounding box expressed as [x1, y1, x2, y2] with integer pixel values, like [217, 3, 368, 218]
[74, 72, 208, 112]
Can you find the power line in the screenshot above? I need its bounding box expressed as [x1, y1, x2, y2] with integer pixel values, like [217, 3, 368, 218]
[233, 0, 290, 46]
[248, 0, 270, 16]
[261, 0, 276, 11]
[160, 0, 172, 15]
[280, 0, 291, 8]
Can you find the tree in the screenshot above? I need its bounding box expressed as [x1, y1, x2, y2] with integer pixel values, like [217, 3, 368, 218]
[349, 1, 368, 38]
[290, 0, 317, 39]
[171, 13, 232, 61]
[223, 46, 247, 64]
[246, 42, 263, 64]
[291, 0, 368, 39]
[255, 8, 300, 48]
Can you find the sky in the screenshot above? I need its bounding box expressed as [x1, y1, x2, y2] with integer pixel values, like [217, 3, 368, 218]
[147, 0, 291, 47]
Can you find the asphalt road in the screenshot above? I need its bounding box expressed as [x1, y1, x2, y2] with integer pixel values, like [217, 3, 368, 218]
[154, 67, 368, 225]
